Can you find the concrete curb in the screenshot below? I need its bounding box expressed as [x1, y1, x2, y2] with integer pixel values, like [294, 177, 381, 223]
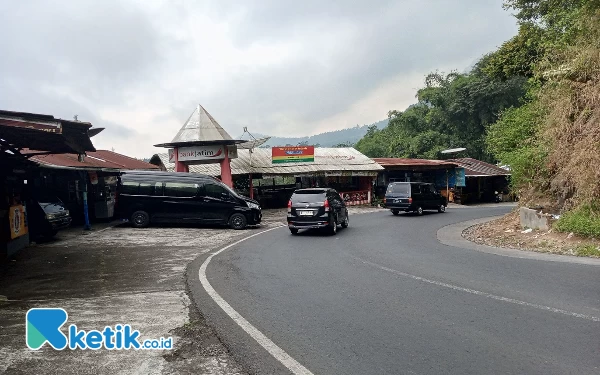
[437, 216, 600, 266]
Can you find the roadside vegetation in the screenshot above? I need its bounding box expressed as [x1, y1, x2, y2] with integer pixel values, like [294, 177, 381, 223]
[357, 0, 600, 239]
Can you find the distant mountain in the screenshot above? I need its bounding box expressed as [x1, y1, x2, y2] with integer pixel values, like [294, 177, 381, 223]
[239, 119, 388, 147]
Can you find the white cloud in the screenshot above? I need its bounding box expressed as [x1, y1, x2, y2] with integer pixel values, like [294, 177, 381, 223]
[0, 0, 518, 157]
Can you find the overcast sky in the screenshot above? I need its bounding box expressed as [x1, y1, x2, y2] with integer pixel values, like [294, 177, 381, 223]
[0, 0, 517, 157]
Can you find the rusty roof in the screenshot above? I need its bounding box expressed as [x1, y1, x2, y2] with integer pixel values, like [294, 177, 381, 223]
[373, 158, 457, 168]
[26, 150, 159, 171]
[449, 158, 510, 177]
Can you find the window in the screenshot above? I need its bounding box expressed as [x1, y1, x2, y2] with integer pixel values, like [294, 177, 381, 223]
[154, 182, 164, 196]
[204, 183, 230, 200]
[121, 181, 138, 194]
[386, 183, 410, 195]
[292, 190, 327, 203]
[164, 182, 198, 197]
[138, 182, 155, 195]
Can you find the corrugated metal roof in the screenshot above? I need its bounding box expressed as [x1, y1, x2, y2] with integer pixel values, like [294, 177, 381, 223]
[153, 147, 383, 176]
[449, 158, 511, 177]
[373, 158, 457, 168]
[26, 150, 159, 171]
[171, 105, 233, 143]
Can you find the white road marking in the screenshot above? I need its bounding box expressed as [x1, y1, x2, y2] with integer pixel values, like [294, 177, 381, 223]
[199, 225, 315, 375]
[351, 255, 600, 323]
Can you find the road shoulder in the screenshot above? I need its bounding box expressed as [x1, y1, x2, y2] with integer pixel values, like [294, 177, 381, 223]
[437, 217, 600, 265]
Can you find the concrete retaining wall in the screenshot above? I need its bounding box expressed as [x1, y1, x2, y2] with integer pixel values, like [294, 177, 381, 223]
[519, 207, 552, 231]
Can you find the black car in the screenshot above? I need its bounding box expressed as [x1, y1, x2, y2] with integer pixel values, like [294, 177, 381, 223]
[117, 171, 261, 229]
[383, 182, 447, 215]
[287, 188, 349, 235]
[28, 196, 72, 239]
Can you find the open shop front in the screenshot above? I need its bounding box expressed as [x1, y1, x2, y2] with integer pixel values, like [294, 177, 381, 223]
[152, 147, 383, 208]
[249, 172, 376, 208]
[0, 109, 101, 260]
[373, 158, 460, 201]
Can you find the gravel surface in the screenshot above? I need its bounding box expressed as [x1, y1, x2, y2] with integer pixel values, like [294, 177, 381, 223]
[462, 210, 600, 257]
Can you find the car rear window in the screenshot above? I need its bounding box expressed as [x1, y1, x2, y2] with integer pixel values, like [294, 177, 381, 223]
[386, 183, 410, 195]
[292, 191, 327, 203]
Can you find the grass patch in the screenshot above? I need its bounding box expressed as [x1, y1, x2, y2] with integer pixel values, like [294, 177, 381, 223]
[575, 244, 600, 257]
[554, 205, 600, 238]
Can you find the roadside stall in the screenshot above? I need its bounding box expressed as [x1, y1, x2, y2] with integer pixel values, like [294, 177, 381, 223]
[151, 147, 383, 208]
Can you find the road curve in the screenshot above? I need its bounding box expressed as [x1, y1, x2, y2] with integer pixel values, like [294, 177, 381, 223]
[189, 207, 600, 375]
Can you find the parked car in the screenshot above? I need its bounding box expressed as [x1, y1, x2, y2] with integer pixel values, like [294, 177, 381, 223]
[383, 182, 447, 215]
[117, 171, 261, 229]
[287, 188, 349, 235]
[28, 196, 72, 239]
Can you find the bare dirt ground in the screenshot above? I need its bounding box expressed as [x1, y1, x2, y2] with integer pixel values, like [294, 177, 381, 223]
[463, 209, 600, 257]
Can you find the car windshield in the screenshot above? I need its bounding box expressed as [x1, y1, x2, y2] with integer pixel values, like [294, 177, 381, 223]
[386, 183, 410, 195]
[292, 191, 327, 203]
[36, 195, 62, 205]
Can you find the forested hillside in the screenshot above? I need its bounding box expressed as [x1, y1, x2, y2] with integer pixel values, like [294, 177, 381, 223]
[357, 0, 600, 236]
[356, 70, 527, 161]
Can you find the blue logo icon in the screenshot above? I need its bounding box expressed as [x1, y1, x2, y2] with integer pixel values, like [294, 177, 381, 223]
[26, 308, 69, 350]
[26, 308, 172, 350]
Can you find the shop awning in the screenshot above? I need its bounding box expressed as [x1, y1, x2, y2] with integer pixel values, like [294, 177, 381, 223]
[0, 110, 102, 154]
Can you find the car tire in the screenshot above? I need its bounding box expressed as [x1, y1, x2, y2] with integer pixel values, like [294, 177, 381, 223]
[415, 206, 424, 216]
[229, 213, 247, 230]
[329, 216, 337, 235]
[392, 209, 400, 216]
[131, 210, 150, 228]
[438, 204, 446, 213]
[290, 228, 299, 235]
[341, 214, 349, 228]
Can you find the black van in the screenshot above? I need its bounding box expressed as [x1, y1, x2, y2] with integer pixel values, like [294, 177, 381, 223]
[117, 171, 261, 229]
[383, 182, 447, 215]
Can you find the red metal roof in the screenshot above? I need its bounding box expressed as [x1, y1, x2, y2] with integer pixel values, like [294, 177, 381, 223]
[25, 149, 159, 170]
[373, 158, 457, 168]
[449, 158, 510, 177]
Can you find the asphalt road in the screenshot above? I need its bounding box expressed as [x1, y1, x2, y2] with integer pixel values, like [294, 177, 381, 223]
[189, 207, 600, 375]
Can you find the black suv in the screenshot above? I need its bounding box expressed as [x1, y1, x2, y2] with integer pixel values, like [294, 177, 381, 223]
[28, 196, 72, 239]
[384, 182, 447, 215]
[287, 188, 349, 235]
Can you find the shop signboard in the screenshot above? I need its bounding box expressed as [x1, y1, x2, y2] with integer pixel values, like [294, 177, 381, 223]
[9, 205, 28, 239]
[272, 146, 315, 164]
[455, 168, 466, 187]
[168, 145, 237, 163]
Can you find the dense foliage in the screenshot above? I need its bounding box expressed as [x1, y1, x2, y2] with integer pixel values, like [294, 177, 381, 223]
[357, 0, 600, 235]
[356, 71, 527, 160]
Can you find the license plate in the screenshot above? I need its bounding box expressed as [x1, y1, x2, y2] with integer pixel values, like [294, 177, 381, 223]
[297, 210, 313, 216]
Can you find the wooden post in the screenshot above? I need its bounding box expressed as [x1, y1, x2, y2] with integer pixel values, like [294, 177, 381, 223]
[249, 173, 253, 199]
[446, 169, 449, 199]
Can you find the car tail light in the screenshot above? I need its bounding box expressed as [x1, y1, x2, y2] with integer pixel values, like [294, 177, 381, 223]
[383, 197, 386, 204]
[324, 199, 330, 212]
[287, 199, 292, 213]
[408, 197, 413, 203]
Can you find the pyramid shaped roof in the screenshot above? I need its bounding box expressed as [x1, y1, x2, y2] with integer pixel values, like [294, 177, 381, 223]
[171, 104, 233, 143]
